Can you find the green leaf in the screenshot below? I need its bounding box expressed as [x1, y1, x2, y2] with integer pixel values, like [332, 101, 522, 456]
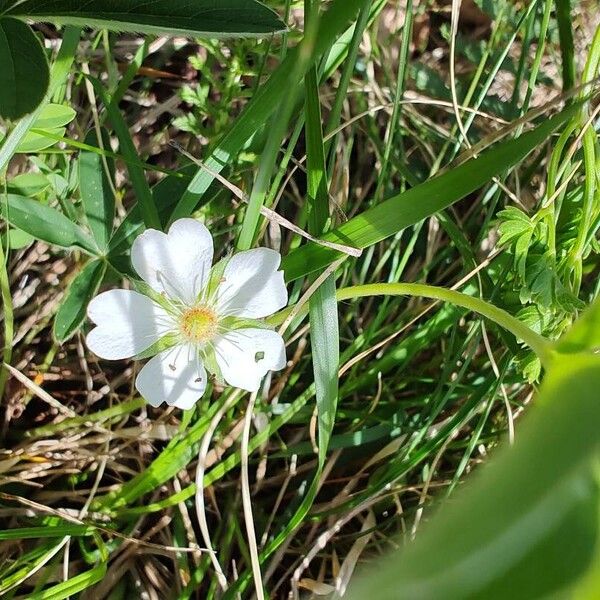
[79, 128, 115, 250]
[31, 102, 76, 129]
[0, 18, 49, 120]
[4, 228, 35, 250]
[305, 58, 339, 465]
[497, 207, 533, 246]
[0, 525, 95, 540]
[27, 563, 107, 600]
[0, 0, 285, 38]
[282, 104, 581, 282]
[89, 77, 161, 230]
[0, 194, 96, 253]
[54, 260, 106, 343]
[347, 353, 600, 600]
[7, 172, 50, 196]
[0, 27, 80, 172]
[15, 127, 66, 153]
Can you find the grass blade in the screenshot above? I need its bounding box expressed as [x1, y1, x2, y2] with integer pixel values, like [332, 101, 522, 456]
[170, 0, 366, 221]
[282, 103, 581, 282]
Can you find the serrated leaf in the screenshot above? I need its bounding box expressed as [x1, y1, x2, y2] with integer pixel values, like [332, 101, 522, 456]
[54, 260, 106, 342]
[525, 255, 556, 309]
[0, 18, 49, 120]
[0, 0, 286, 38]
[0, 194, 96, 253]
[497, 207, 534, 247]
[513, 229, 533, 278]
[79, 128, 116, 250]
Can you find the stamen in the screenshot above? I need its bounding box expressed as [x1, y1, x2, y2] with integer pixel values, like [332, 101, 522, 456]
[179, 305, 218, 343]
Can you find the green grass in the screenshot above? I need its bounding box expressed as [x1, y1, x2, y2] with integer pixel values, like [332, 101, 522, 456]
[1, 0, 600, 598]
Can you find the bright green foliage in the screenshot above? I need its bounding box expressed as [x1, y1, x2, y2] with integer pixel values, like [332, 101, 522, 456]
[2, 0, 600, 598]
[347, 353, 600, 600]
[282, 105, 580, 282]
[0, 0, 285, 37]
[0, 18, 49, 120]
[554, 296, 600, 355]
[0, 195, 96, 253]
[1, 103, 77, 153]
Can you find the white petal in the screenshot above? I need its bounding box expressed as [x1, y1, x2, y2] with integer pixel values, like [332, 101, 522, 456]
[135, 345, 207, 409]
[86, 290, 174, 360]
[214, 328, 286, 392]
[131, 218, 213, 305]
[215, 248, 287, 319]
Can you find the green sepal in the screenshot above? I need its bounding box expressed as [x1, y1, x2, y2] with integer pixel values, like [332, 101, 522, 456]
[201, 255, 231, 304]
[133, 333, 180, 360]
[133, 280, 179, 315]
[219, 316, 275, 332]
[201, 346, 224, 387]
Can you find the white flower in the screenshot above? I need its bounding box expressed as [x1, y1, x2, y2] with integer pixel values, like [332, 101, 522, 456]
[86, 218, 288, 409]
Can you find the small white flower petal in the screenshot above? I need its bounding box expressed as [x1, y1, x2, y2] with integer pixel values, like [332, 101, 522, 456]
[131, 218, 213, 305]
[135, 345, 207, 409]
[216, 248, 288, 319]
[86, 290, 174, 360]
[214, 328, 286, 392]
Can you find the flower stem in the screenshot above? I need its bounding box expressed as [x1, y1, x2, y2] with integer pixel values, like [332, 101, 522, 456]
[269, 282, 551, 365]
[0, 237, 14, 402]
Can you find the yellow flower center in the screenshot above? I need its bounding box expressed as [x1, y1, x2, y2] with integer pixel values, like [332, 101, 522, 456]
[180, 306, 218, 343]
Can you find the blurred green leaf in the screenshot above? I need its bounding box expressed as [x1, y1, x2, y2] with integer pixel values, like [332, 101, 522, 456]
[0, 525, 95, 540]
[4, 228, 35, 250]
[555, 296, 600, 355]
[79, 128, 115, 250]
[0, 18, 49, 120]
[347, 353, 600, 600]
[54, 260, 106, 343]
[0, 194, 96, 253]
[0, 0, 285, 37]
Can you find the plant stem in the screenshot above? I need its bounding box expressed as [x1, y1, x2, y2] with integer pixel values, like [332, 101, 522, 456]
[0, 238, 14, 402]
[269, 282, 551, 364]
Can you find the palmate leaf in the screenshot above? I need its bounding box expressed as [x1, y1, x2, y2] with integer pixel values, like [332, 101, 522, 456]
[0, 0, 286, 37]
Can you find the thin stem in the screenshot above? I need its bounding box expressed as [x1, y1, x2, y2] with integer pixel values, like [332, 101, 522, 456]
[269, 283, 551, 364]
[374, 0, 413, 200]
[241, 391, 265, 600]
[0, 236, 14, 402]
[194, 392, 239, 591]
